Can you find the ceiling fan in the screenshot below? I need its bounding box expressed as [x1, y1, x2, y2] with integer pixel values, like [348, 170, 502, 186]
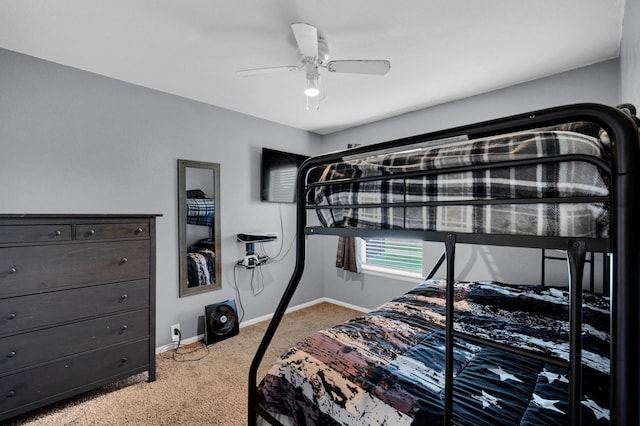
[237, 23, 391, 108]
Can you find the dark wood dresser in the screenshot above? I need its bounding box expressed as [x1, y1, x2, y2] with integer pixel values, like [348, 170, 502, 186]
[0, 214, 158, 421]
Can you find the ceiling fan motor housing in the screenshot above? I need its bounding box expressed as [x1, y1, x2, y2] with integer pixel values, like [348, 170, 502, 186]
[298, 36, 330, 66]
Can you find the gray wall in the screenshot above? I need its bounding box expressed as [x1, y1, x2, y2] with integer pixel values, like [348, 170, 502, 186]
[0, 48, 324, 347]
[321, 60, 621, 309]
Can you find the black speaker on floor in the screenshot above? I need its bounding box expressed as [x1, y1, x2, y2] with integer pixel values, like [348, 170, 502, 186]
[204, 299, 239, 345]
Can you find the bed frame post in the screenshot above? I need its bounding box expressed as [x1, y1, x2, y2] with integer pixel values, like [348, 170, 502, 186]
[599, 104, 640, 426]
[567, 240, 586, 426]
[611, 172, 640, 426]
[247, 162, 310, 426]
[444, 234, 456, 424]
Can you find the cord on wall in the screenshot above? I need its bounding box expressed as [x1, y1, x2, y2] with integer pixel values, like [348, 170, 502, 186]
[160, 327, 210, 362]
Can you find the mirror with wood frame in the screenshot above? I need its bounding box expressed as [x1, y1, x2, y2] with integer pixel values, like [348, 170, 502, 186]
[178, 159, 221, 297]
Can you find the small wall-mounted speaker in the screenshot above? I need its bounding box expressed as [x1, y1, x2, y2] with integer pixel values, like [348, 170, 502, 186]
[204, 299, 239, 345]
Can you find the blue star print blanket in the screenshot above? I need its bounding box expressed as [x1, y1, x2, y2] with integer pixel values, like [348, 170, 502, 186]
[257, 279, 610, 425]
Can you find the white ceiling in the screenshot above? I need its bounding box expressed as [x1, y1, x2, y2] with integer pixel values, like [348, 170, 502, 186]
[0, 0, 626, 134]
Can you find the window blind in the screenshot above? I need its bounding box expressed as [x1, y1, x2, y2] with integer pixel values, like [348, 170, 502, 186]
[361, 238, 423, 274]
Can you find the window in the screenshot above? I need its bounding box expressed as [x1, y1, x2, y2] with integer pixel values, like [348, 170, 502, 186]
[360, 238, 424, 278]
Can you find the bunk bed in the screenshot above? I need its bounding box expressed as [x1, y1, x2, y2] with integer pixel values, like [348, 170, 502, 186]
[248, 103, 640, 425]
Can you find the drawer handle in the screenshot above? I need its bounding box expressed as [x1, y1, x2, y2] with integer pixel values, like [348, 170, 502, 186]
[88, 229, 96, 236]
[7, 350, 16, 358]
[54, 230, 61, 236]
[121, 357, 128, 363]
[120, 257, 128, 264]
[135, 227, 143, 234]
[6, 390, 15, 398]
[8, 267, 17, 274]
[7, 313, 16, 320]
[121, 294, 128, 300]
[121, 325, 128, 331]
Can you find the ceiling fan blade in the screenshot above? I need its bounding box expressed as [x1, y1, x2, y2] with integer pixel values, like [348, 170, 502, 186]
[326, 60, 391, 75]
[236, 65, 300, 77]
[291, 22, 318, 58]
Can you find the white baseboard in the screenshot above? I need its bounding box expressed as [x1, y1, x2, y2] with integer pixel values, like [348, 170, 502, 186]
[239, 297, 369, 328]
[156, 298, 368, 354]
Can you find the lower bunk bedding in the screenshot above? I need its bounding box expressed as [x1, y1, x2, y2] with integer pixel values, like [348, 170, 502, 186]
[257, 279, 610, 425]
[186, 240, 216, 287]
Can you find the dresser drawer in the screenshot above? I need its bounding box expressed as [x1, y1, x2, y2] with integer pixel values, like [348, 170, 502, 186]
[0, 280, 149, 335]
[0, 225, 72, 244]
[0, 240, 149, 297]
[0, 309, 149, 375]
[76, 222, 149, 240]
[0, 339, 150, 416]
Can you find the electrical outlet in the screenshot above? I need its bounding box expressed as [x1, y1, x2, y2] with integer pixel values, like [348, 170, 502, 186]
[170, 324, 180, 342]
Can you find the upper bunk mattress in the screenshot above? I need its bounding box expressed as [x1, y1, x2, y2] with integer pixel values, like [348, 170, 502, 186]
[314, 130, 610, 237]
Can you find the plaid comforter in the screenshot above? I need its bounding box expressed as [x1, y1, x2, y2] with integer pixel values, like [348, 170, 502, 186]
[257, 279, 610, 425]
[186, 198, 215, 226]
[315, 130, 609, 237]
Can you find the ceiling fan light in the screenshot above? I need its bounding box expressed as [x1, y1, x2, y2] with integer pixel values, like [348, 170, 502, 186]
[304, 76, 320, 97]
[304, 87, 320, 97]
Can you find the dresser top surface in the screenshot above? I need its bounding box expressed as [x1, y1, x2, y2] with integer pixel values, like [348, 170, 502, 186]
[0, 214, 161, 219]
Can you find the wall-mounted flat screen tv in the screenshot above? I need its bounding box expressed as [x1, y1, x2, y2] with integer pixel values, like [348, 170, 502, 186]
[261, 148, 309, 203]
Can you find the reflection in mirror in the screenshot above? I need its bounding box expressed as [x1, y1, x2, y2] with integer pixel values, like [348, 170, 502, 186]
[178, 159, 221, 297]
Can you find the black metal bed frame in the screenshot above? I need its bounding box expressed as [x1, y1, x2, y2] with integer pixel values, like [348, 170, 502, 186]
[248, 103, 640, 425]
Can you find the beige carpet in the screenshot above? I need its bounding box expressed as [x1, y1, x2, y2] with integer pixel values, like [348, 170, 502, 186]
[6, 302, 362, 426]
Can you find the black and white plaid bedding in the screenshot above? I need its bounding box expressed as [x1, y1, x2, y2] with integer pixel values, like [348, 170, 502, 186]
[315, 130, 610, 237]
[258, 279, 610, 425]
[186, 198, 215, 227]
